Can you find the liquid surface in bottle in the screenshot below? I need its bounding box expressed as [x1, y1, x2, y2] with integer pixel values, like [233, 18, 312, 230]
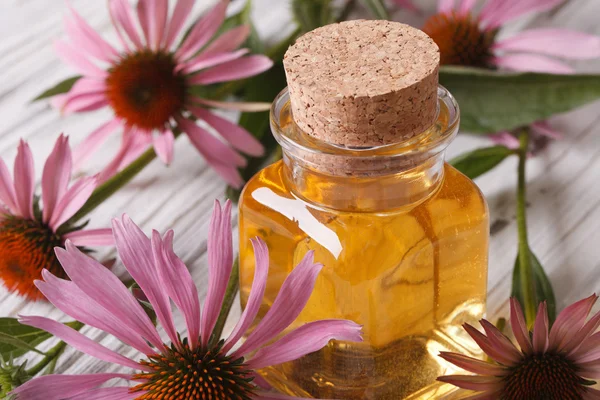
[239, 157, 489, 399]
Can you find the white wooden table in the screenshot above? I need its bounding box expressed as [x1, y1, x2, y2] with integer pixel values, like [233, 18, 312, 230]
[1, 0, 599, 391]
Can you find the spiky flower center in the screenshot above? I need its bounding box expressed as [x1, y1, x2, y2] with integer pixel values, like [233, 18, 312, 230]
[131, 341, 255, 400]
[0, 217, 64, 301]
[422, 12, 496, 67]
[106, 51, 187, 131]
[501, 353, 588, 400]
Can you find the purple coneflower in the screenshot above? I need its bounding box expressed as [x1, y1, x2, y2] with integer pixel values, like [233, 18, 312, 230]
[421, 0, 600, 148]
[54, 0, 273, 187]
[439, 296, 600, 399]
[0, 135, 112, 301]
[11, 200, 362, 399]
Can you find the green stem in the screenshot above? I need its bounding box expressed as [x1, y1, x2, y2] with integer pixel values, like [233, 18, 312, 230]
[209, 259, 240, 348]
[516, 130, 536, 327]
[26, 322, 84, 377]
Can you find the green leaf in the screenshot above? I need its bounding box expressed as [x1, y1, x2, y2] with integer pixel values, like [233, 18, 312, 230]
[128, 283, 157, 326]
[0, 319, 80, 359]
[359, 0, 390, 19]
[450, 146, 515, 179]
[511, 249, 557, 324]
[32, 76, 81, 102]
[292, 0, 334, 33]
[226, 62, 288, 201]
[439, 66, 600, 134]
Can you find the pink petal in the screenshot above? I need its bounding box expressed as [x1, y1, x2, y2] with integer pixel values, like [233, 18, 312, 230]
[439, 352, 508, 376]
[392, 0, 419, 12]
[154, 229, 201, 349]
[60, 79, 108, 115]
[531, 120, 563, 140]
[510, 298, 533, 354]
[18, 315, 142, 370]
[583, 388, 600, 400]
[137, 0, 168, 50]
[179, 48, 249, 74]
[248, 320, 362, 369]
[494, 29, 600, 60]
[64, 228, 115, 246]
[10, 373, 131, 400]
[64, 6, 119, 62]
[480, 0, 564, 30]
[176, 116, 247, 167]
[54, 40, 107, 78]
[578, 360, 600, 380]
[153, 129, 175, 165]
[488, 131, 520, 149]
[56, 242, 164, 351]
[175, 0, 228, 62]
[572, 331, 600, 364]
[194, 98, 272, 112]
[202, 25, 251, 56]
[109, 0, 144, 50]
[49, 176, 97, 231]
[492, 53, 574, 74]
[564, 310, 600, 356]
[190, 107, 264, 156]
[232, 252, 323, 359]
[13, 140, 35, 219]
[97, 129, 152, 184]
[70, 386, 137, 400]
[36, 270, 155, 355]
[0, 157, 17, 214]
[438, 0, 455, 13]
[437, 375, 503, 392]
[459, 0, 477, 14]
[532, 301, 549, 353]
[63, 95, 109, 115]
[163, 0, 195, 49]
[463, 323, 518, 366]
[189, 55, 273, 85]
[479, 319, 523, 363]
[42, 135, 72, 224]
[73, 119, 123, 169]
[63, 78, 107, 101]
[208, 160, 244, 188]
[223, 238, 270, 353]
[111, 216, 178, 347]
[549, 294, 598, 352]
[200, 200, 234, 346]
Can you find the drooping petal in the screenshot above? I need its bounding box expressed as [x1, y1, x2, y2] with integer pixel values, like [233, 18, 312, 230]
[54, 40, 107, 78]
[42, 135, 72, 223]
[19, 316, 142, 370]
[61, 78, 107, 106]
[153, 129, 175, 165]
[155, 229, 201, 349]
[200, 200, 233, 346]
[13, 140, 35, 219]
[194, 98, 272, 112]
[248, 320, 362, 369]
[189, 55, 273, 85]
[479, 319, 523, 363]
[208, 159, 244, 188]
[549, 294, 598, 352]
[202, 25, 251, 56]
[109, 0, 144, 50]
[510, 298, 533, 355]
[439, 352, 508, 376]
[163, 0, 195, 49]
[175, 0, 228, 62]
[190, 107, 264, 156]
[233, 252, 323, 358]
[10, 373, 131, 400]
[64, 6, 119, 62]
[494, 29, 600, 60]
[488, 131, 520, 149]
[64, 228, 115, 246]
[111, 216, 178, 347]
[563, 310, 600, 355]
[73, 119, 123, 169]
[532, 301, 549, 353]
[480, 0, 564, 30]
[223, 238, 270, 353]
[492, 53, 574, 74]
[437, 374, 503, 392]
[56, 242, 164, 351]
[176, 116, 247, 167]
[438, 0, 455, 13]
[178, 49, 249, 74]
[96, 129, 152, 184]
[62, 93, 109, 115]
[0, 157, 17, 214]
[36, 270, 155, 355]
[49, 176, 98, 231]
[69, 386, 138, 400]
[463, 323, 518, 366]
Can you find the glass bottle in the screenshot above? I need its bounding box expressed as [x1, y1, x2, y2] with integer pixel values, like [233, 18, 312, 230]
[238, 21, 489, 399]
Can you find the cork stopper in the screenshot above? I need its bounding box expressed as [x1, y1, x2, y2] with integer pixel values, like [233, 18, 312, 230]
[283, 20, 440, 147]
